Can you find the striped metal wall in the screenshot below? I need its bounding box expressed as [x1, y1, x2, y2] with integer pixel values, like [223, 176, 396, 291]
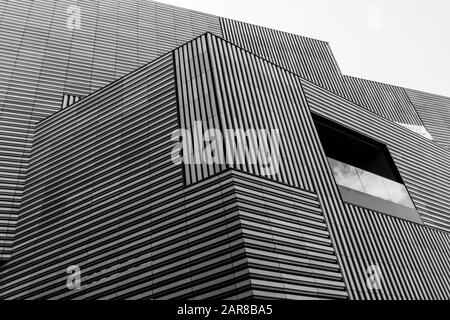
[0, 53, 180, 298]
[342, 202, 450, 299]
[174, 33, 450, 299]
[0, 43, 346, 298]
[341, 76, 424, 126]
[220, 18, 426, 128]
[175, 34, 313, 189]
[302, 79, 450, 299]
[223, 170, 347, 299]
[303, 80, 450, 233]
[0, 0, 222, 260]
[405, 88, 450, 149]
[174, 35, 227, 185]
[220, 18, 345, 96]
[0, 33, 349, 300]
[0, 2, 448, 300]
[1, 53, 262, 299]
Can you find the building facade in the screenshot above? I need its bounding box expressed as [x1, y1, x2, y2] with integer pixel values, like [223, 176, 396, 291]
[0, 1, 449, 299]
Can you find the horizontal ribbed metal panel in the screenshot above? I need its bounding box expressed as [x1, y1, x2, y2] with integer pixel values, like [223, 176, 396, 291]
[0, 54, 258, 300]
[0, 53, 182, 298]
[0, 0, 223, 260]
[228, 170, 347, 299]
[405, 88, 450, 149]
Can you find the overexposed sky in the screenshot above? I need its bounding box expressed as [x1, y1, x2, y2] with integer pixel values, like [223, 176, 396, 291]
[159, 0, 450, 97]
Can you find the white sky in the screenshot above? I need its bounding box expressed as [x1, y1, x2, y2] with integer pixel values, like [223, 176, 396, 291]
[159, 0, 450, 97]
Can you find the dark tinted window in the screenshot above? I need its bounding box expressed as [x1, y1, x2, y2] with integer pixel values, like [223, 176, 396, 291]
[312, 114, 403, 183]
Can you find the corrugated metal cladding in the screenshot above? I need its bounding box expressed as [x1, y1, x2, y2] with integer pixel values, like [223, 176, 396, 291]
[0, 0, 222, 260]
[0, 45, 346, 298]
[303, 80, 450, 234]
[0, 53, 181, 298]
[220, 170, 347, 299]
[302, 80, 450, 299]
[0, 1, 448, 301]
[341, 76, 424, 126]
[175, 35, 313, 190]
[342, 203, 450, 300]
[174, 33, 450, 299]
[405, 88, 450, 149]
[220, 18, 425, 128]
[220, 18, 345, 96]
[1, 53, 249, 300]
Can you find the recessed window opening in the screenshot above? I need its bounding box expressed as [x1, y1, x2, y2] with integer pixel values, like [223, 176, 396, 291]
[312, 114, 421, 224]
[313, 114, 402, 183]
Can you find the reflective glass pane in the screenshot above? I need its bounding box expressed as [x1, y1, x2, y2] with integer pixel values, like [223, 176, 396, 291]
[357, 168, 391, 201]
[383, 179, 415, 208]
[328, 158, 364, 192]
[328, 158, 415, 209]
